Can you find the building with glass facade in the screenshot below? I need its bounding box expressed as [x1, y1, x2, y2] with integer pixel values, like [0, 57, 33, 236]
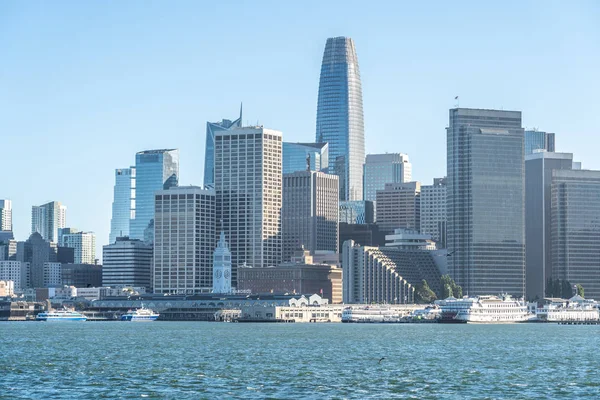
[316, 36, 365, 201]
[130, 149, 179, 243]
[339, 201, 374, 225]
[525, 130, 555, 155]
[109, 167, 135, 244]
[420, 178, 447, 249]
[282, 142, 329, 174]
[447, 108, 525, 297]
[0, 200, 12, 232]
[203, 107, 242, 188]
[363, 153, 412, 202]
[31, 201, 67, 243]
[551, 169, 600, 300]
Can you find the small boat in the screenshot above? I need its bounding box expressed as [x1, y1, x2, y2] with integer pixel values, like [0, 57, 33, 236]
[36, 309, 87, 322]
[121, 306, 159, 322]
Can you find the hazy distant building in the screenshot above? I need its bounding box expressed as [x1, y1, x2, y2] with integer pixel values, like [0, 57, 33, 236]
[0, 200, 12, 232]
[17, 233, 58, 288]
[109, 167, 135, 244]
[203, 108, 242, 187]
[59, 229, 96, 265]
[282, 142, 329, 174]
[212, 231, 232, 294]
[102, 237, 153, 290]
[153, 186, 216, 295]
[363, 153, 412, 202]
[525, 130, 555, 155]
[31, 201, 67, 243]
[130, 149, 179, 243]
[375, 182, 420, 235]
[215, 126, 283, 284]
[420, 178, 447, 248]
[339, 200, 374, 225]
[447, 108, 525, 297]
[316, 36, 365, 201]
[282, 171, 339, 261]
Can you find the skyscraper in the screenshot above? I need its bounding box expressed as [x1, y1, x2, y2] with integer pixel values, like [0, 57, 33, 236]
[17, 232, 58, 288]
[363, 153, 412, 202]
[282, 142, 329, 174]
[215, 126, 282, 285]
[58, 229, 96, 265]
[375, 182, 420, 235]
[525, 130, 555, 155]
[447, 108, 525, 297]
[102, 237, 153, 290]
[316, 36, 365, 201]
[109, 167, 135, 244]
[420, 178, 447, 249]
[203, 107, 242, 188]
[130, 149, 179, 243]
[31, 201, 67, 243]
[0, 200, 12, 232]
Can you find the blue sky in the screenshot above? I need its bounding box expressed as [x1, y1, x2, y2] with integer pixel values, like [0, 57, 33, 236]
[1, 1, 599, 259]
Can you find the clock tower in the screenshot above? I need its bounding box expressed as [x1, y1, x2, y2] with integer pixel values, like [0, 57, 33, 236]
[212, 230, 232, 294]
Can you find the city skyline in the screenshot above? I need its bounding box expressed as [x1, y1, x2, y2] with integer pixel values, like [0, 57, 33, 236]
[1, 2, 599, 259]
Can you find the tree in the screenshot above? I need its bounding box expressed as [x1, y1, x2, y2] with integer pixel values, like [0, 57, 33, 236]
[415, 279, 437, 304]
[561, 280, 573, 299]
[576, 284, 585, 298]
[439, 275, 462, 299]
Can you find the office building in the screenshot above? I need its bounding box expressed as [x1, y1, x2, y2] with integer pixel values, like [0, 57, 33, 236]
[153, 186, 216, 295]
[212, 231, 232, 294]
[447, 108, 525, 297]
[130, 149, 179, 243]
[338, 222, 386, 254]
[0, 239, 17, 261]
[31, 201, 67, 243]
[0, 200, 12, 231]
[551, 169, 600, 300]
[102, 237, 153, 290]
[43, 262, 61, 287]
[61, 263, 103, 288]
[375, 182, 420, 235]
[109, 167, 135, 244]
[59, 229, 96, 265]
[282, 142, 329, 174]
[525, 152, 575, 300]
[316, 36, 365, 201]
[215, 126, 283, 284]
[420, 178, 447, 249]
[0, 261, 28, 291]
[385, 229, 437, 250]
[339, 200, 374, 225]
[525, 130, 555, 155]
[203, 107, 243, 187]
[17, 233, 58, 288]
[363, 153, 412, 202]
[282, 171, 339, 261]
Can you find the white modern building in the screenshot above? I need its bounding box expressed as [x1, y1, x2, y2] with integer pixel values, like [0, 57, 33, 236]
[109, 167, 135, 244]
[212, 231, 232, 294]
[0, 200, 12, 231]
[420, 178, 447, 248]
[363, 153, 412, 202]
[59, 229, 96, 264]
[385, 229, 437, 250]
[31, 201, 67, 243]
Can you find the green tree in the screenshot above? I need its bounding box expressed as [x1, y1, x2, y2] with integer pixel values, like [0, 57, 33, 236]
[576, 284, 585, 298]
[439, 275, 462, 299]
[415, 279, 437, 304]
[545, 278, 555, 298]
[561, 280, 573, 299]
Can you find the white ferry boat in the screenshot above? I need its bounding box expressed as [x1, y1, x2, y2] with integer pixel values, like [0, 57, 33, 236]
[438, 295, 533, 323]
[535, 295, 599, 322]
[121, 306, 159, 322]
[36, 309, 87, 322]
[341, 306, 403, 323]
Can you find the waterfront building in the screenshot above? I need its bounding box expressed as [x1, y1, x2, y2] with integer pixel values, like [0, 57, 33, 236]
[61, 263, 102, 288]
[339, 200, 374, 225]
[102, 237, 153, 290]
[551, 169, 600, 300]
[59, 229, 96, 265]
[31, 201, 67, 243]
[212, 231, 232, 294]
[375, 182, 420, 235]
[0, 200, 12, 231]
[215, 126, 283, 283]
[316, 36, 365, 201]
[447, 108, 525, 297]
[525, 152, 575, 300]
[282, 142, 329, 174]
[0, 261, 28, 291]
[130, 149, 179, 243]
[363, 153, 412, 202]
[420, 178, 447, 249]
[153, 186, 216, 295]
[525, 129, 555, 155]
[282, 170, 339, 261]
[385, 229, 437, 250]
[203, 108, 243, 188]
[109, 167, 135, 244]
[17, 233, 58, 288]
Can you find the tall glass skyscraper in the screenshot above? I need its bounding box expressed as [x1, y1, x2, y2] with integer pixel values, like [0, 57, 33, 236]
[203, 106, 242, 188]
[282, 142, 328, 174]
[316, 37, 365, 201]
[447, 108, 525, 297]
[130, 149, 179, 243]
[525, 130, 555, 155]
[31, 201, 67, 243]
[109, 167, 135, 244]
[363, 153, 412, 202]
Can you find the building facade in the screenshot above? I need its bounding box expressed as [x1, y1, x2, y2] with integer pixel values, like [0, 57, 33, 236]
[282, 142, 329, 174]
[153, 186, 216, 295]
[203, 108, 242, 188]
[0, 200, 12, 232]
[109, 167, 135, 244]
[420, 178, 447, 249]
[215, 126, 283, 284]
[339, 200, 374, 225]
[447, 108, 525, 297]
[375, 182, 421, 235]
[61, 263, 103, 288]
[0, 261, 28, 291]
[130, 149, 179, 243]
[363, 153, 412, 202]
[525, 130, 555, 155]
[316, 36, 365, 201]
[59, 230, 96, 265]
[17, 233, 58, 288]
[31, 201, 67, 243]
[282, 171, 339, 261]
[212, 231, 232, 294]
[102, 237, 153, 290]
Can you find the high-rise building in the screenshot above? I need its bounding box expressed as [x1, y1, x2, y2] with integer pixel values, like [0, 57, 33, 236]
[339, 201, 374, 225]
[447, 108, 525, 297]
[16, 233, 58, 288]
[102, 237, 153, 290]
[212, 231, 232, 294]
[551, 169, 600, 300]
[130, 149, 179, 243]
[153, 186, 216, 295]
[282, 142, 329, 174]
[525, 130, 555, 155]
[363, 154, 412, 202]
[61, 263, 103, 288]
[0, 261, 29, 291]
[58, 229, 96, 265]
[109, 167, 135, 244]
[0, 200, 12, 231]
[215, 126, 283, 284]
[203, 107, 243, 188]
[525, 152, 575, 300]
[420, 178, 447, 249]
[282, 171, 339, 261]
[316, 36, 365, 201]
[31, 201, 67, 243]
[375, 182, 421, 235]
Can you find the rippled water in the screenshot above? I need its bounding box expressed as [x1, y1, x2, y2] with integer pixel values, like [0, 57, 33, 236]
[1, 322, 599, 399]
